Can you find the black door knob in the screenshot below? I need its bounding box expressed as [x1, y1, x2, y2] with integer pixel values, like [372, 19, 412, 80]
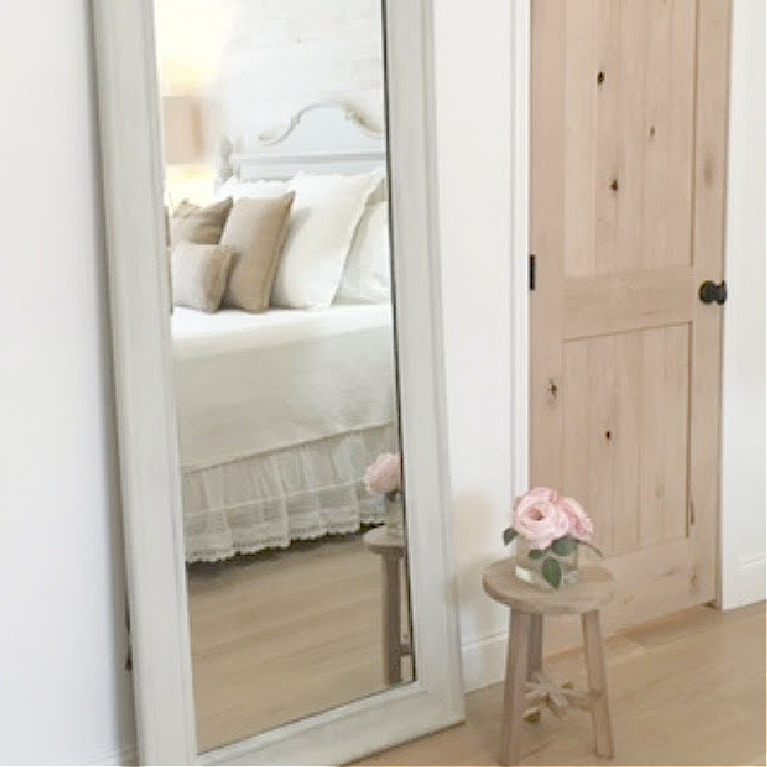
[699, 280, 727, 305]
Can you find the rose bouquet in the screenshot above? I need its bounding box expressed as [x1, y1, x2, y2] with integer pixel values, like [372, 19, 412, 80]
[364, 452, 404, 535]
[503, 487, 601, 589]
[364, 452, 401, 498]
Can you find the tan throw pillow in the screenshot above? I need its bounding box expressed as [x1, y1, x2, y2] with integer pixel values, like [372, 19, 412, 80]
[171, 242, 235, 313]
[219, 192, 295, 313]
[170, 197, 233, 248]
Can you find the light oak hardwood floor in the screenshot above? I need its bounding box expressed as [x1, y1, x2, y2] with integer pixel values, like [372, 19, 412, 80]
[187, 533, 413, 753]
[360, 602, 766, 766]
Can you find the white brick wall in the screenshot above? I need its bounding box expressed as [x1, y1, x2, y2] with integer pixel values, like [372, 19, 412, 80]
[156, 0, 385, 158]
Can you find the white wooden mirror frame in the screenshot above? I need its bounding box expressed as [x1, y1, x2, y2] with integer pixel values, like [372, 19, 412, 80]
[91, 0, 465, 763]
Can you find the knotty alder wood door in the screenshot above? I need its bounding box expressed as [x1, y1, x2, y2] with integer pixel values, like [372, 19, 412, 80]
[530, 0, 731, 638]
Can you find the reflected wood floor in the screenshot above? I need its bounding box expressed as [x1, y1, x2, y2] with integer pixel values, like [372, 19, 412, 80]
[187, 533, 412, 753]
[359, 602, 766, 766]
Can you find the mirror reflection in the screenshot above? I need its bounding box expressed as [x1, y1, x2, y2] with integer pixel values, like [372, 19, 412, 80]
[154, 0, 413, 752]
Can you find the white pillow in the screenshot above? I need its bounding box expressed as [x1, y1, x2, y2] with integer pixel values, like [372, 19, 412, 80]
[215, 176, 287, 202]
[271, 168, 385, 309]
[335, 200, 391, 304]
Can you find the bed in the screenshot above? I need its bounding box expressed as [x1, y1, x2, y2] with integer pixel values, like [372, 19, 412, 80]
[172, 101, 397, 562]
[173, 304, 397, 561]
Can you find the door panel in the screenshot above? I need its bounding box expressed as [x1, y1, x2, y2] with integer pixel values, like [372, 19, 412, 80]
[531, 0, 730, 643]
[561, 325, 691, 557]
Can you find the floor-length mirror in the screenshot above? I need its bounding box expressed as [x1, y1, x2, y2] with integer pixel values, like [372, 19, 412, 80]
[153, 0, 413, 754]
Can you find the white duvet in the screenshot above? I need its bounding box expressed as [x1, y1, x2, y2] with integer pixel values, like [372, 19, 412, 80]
[171, 304, 397, 470]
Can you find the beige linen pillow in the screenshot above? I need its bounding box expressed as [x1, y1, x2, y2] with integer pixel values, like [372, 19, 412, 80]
[170, 197, 233, 248]
[219, 191, 295, 313]
[170, 242, 235, 313]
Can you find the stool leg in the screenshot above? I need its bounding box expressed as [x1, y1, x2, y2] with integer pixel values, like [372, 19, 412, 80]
[500, 610, 531, 766]
[581, 609, 614, 758]
[382, 553, 402, 684]
[525, 614, 543, 723]
[527, 613, 543, 676]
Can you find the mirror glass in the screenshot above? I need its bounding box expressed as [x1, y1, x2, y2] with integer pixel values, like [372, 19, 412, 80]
[153, 0, 413, 753]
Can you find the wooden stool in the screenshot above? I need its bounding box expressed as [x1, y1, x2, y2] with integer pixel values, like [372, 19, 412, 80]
[363, 526, 412, 684]
[482, 559, 615, 765]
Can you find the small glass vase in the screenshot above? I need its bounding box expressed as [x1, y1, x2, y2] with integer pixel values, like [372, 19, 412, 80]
[384, 492, 404, 537]
[514, 538, 579, 590]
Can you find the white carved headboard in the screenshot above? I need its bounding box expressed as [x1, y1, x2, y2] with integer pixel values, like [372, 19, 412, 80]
[217, 99, 386, 184]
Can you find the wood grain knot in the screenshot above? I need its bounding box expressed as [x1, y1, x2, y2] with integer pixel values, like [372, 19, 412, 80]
[610, 179, 619, 192]
[547, 378, 558, 401]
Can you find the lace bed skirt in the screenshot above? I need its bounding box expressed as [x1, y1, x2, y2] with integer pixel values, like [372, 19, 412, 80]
[182, 424, 396, 562]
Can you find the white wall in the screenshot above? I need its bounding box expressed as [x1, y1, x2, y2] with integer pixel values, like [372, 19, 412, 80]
[156, 0, 383, 129]
[0, 2, 513, 762]
[1, 1, 762, 763]
[433, 2, 516, 691]
[434, 0, 767, 684]
[156, 0, 385, 206]
[720, 0, 766, 609]
[0, 1, 135, 764]
[215, 0, 385, 145]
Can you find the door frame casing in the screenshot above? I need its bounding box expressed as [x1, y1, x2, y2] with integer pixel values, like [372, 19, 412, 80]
[512, 1, 732, 610]
[510, 0, 531, 503]
[91, 1, 465, 763]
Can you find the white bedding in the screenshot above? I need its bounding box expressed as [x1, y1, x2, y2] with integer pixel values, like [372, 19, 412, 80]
[171, 304, 397, 470]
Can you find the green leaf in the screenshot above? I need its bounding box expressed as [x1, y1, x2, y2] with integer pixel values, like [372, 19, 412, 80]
[551, 536, 577, 556]
[541, 557, 563, 588]
[527, 549, 546, 560]
[502, 527, 517, 546]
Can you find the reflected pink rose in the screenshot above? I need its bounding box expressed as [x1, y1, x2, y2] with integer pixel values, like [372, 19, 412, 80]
[364, 452, 401, 495]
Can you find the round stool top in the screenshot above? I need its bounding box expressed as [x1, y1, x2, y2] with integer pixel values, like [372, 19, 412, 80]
[363, 526, 406, 556]
[482, 558, 614, 615]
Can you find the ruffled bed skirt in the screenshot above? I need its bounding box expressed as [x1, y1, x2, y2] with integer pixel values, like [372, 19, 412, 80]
[182, 424, 397, 562]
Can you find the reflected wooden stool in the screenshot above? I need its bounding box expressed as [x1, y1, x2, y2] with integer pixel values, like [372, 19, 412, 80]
[363, 526, 411, 684]
[482, 559, 615, 766]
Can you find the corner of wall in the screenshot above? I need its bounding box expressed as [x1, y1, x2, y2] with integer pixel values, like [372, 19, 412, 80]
[719, 0, 766, 612]
[461, 632, 508, 692]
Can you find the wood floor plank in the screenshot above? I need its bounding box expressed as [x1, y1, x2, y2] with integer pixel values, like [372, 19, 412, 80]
[359, 603, 766, 766]
[188, 533, 414, 753]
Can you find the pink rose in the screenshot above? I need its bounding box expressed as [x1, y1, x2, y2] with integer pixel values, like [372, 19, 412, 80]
[364, 452, 401, 495]
[559, 496, 593, 543]
[512, 488, 569, 550]
[515, 486, 560, 506]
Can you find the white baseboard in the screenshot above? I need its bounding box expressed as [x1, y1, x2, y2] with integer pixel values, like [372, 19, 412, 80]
[460, 632, 508, 692]
[732, 552, 766, 608]
[458, 557, 767, 692]
[83, 744, 137, 766]
[89, 640, 510, 762]
[103, 561, 765, 763]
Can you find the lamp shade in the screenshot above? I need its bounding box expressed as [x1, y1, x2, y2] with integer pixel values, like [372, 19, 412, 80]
[162, 95, 205, 165]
